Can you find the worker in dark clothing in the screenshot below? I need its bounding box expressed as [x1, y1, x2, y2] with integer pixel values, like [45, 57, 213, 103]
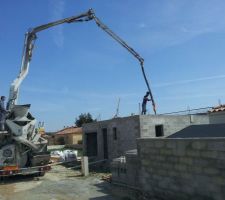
[0, 96, 7, 131]
[141, 91, 151, 115]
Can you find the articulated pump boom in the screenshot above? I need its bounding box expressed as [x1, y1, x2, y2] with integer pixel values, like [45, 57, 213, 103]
[7, 8, 156, 114]
[0, 9, 156, 176]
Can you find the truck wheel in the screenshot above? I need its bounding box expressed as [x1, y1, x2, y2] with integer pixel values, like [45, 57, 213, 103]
[33, 171, 45, 177]
[39, 172, 45, 177]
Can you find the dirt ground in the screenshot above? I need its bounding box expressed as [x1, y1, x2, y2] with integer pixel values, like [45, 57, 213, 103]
[0, 165, 116, 200]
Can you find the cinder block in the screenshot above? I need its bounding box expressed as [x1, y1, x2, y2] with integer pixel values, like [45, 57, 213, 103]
[213, 192, 225, 200]
[192, 175, 212, 190]
[218, 152, 225, 160]
[181, 172, 193, 180]
[179, 157, 193, 165]
[145, 167, 154, 173]
[169, 183, 181, 192]
[213, 177, 225, 186]
[187, 149, 200, 157]
[162, 163, 174, 170]
[167, 156, 179, 163]
[193, 158, 209, 166]
[169, 192, 190, 200]
[156, 169, 168, 176]
[214, 159, 225, 170]
[201, 150, 218, 159]
[143, 141, 155, 148]
[151, 161, 163, 168]
[175, 164, 187, 172]
[157, 177, 171, 189]
[155, 155, 165, 162]
[192, 141, 207, 150]
[174, 148, 185, 156]
[154, 140, 165, 148]
[160, 149, 172, 155]
[141, 159, 151, 166]
[207, 142, 225, 151]
[203, 167, 219, 175]
[166, 140, 177, 149]
[180, 183, 195, 194]
[188, 165, 203, 174]
[139, 152, 156, 160]
[152, 174, 163, 180]
[167, 170, 179, 177]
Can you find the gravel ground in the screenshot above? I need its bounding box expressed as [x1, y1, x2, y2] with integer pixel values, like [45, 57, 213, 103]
[0, 165, 116, 200]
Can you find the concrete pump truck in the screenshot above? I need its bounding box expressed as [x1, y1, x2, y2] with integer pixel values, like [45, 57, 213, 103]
[0, 9, 156, 177]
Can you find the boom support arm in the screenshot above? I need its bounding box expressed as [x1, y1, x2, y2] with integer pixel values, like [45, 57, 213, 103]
[7, 9, 156, 114]
[7, 10, 93, 110]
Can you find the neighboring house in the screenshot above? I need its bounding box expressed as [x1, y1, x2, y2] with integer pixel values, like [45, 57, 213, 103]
[208, 104, 225, 124]
[82, 114, 209, 163]
[42, 134, 55, 145]
[54, 127, 83, 145]
[43, 128, 83, 146]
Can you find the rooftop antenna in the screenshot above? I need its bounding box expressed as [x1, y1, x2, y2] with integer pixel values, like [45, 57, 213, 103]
[139, 103, 141, 115]
[97, 114, 101, 121]
[114, 98, 120, 118]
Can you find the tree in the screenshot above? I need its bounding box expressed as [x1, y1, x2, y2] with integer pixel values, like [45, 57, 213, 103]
[75, 113, 96, 127]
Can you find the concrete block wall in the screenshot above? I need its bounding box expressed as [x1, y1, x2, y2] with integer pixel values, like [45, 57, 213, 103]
[112, 138, 225, 200]
[139, 114, 209, 137]
[83, 115, 140, 162]
[83, 114, 209, 164]
[209, 111, 225, 124]
[138, 138, 225, 199]
[108, 116, 140, 160]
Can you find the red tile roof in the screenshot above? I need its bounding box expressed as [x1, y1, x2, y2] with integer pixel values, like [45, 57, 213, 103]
[56, 127, 82, 135]
[209, 104, 225, 113]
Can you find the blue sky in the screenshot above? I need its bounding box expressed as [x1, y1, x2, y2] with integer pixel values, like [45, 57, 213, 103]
[1, 0, 225, 131]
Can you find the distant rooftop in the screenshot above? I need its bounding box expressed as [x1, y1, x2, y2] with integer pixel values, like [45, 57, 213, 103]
[56, 127, 82, 135]
[209, 104, 225, 113]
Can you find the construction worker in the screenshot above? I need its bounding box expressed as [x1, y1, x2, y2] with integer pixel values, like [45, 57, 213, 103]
[141, 91, 151, 115]
[0, 96, 7, 131]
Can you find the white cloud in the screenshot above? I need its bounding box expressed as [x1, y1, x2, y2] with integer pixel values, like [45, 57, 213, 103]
[22, 85, 137, 99]
[138, 23, 147, 29]
[49, 0, 65, 48]
[22, 85, 69, 95]
[32, 102, 65, 112]
[153, 74, 225, 88]
[158, 92, 225, 101]
[83, 92, 137, 99]
[137, 0, 225, 51]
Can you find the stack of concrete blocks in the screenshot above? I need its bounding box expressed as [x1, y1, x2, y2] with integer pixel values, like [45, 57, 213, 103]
[112, 138, 225, 200]
[111, 150, 140, 187]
